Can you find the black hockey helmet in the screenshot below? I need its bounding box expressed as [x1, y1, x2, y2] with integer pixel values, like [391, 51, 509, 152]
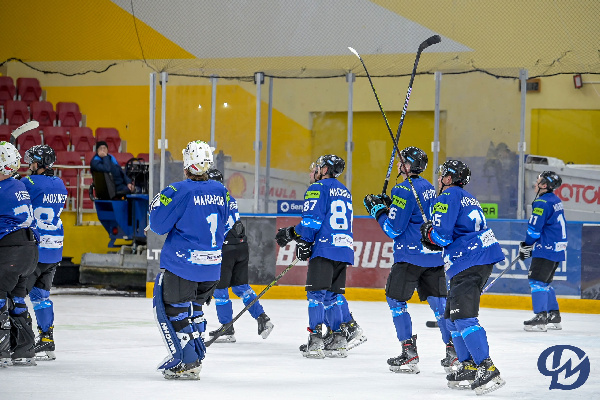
[438, 160, 471, 187]
[539, 171, 562, 191]
[207, 167, 224, 183]
[25, 145, 56, 169]
[311, 154, 345, 178]
[400, 146, 428, 174]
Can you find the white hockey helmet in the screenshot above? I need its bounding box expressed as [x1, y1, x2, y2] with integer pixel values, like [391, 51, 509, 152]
[182, 140, 213, 175]
[0, 141, 21, 176]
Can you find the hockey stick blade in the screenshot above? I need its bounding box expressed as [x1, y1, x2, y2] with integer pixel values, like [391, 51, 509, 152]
[205, 258, 299, 347]
[481, 257, 520, 294]
[419, 35, 442, 51]
[10, 121, 39, 145]
[426, 320, 438, 328]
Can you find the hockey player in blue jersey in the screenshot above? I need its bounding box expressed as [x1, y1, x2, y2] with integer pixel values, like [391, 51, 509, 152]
[364, 147, 453, 374]
[275, 154, 356, 358]
[420, 160, 506, 395]
[519, 171, 566, 332]
[206, 168, 274, 343]
[149, 141, 231, 380]
[22, 145, 68, 361]
[0, 141, 39, 367]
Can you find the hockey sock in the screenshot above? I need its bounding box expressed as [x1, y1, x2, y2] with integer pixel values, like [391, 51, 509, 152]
[455, 318, 490, 365]
[387, 296, 412, 342]
[214, 288, 234, 325]
[529, 279, 550, 314]
[337, 294, 353, 323]
[307, 290, 325, 330]
[445, 320, 470, 361]
[427, 296, 451, 344]
[29, 287, 54, 332]
[324, 291, 343, 331]
[232, 284, 265, 319]
[547, 286, 559, 312]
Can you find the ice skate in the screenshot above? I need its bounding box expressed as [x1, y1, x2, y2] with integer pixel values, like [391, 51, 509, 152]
[524, 312, 547, 332]
[323, 330, 348, 358]
[300, 324, 325, 359]
[341, 319, 367, 350]
[446, 360, 477, 390]
[471, 358, 505, 395]
[257, 313, 274, 339]
[163, 359, 202, 380]
[387, 334, 419, 374]
[209, 325, 236, 343]
[0, 357, 12, 367]
[547, 310, 562, 330]
[11, 357, 37, 366]
[441, 340, 460, 373]
[34, 326, 56, 361]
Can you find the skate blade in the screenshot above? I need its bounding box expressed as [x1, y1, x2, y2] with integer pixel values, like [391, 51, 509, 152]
[324, 348, 348, 358]
[346, 335, 367, 350]
[448, 380, 473, 390]
[389, 364, 420, 374]
[302, 349, 325, 359]
[546, 323, 562, 330]
[163, 367, 202, 380]
[210, 334, 236, 343]
[474, 376, 506, 395]
[34, 351, 56, 361]
[524, 325, 547, 332]
[260, 322, 274, 339]
[11, 358, 37, 366]
[443, 363, 461, 374]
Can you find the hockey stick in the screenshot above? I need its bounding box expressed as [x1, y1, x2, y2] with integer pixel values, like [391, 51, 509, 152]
[381, 35, 441, 196]
[10, 121, 39, 146]
[205, 258, 299, 347]
[348, 47, 401, 160]
[481, 257, 520, 294]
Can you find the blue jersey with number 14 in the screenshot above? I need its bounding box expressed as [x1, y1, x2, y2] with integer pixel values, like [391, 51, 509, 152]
[295, 178, 354, 264]
[428, 186, 504, 279]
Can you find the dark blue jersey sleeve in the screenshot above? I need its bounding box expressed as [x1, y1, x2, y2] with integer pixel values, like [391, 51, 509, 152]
[149, 184, 189, 235]
[428, 192, 459, 246]
[295, 182, 327, 243]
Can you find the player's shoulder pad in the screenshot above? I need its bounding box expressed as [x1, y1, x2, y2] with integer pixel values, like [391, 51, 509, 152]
[305, 182, 323, 199]
[159, 183, 181, 207]
[432, 201, 449, 214]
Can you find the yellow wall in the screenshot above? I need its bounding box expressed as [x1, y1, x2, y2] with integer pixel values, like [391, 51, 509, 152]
[531, 109, 600, 164]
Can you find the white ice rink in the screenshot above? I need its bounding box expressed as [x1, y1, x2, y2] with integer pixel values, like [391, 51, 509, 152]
[0, 292, 598, 400]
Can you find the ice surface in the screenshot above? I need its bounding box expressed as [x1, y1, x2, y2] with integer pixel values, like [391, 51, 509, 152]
[0, 295, 598, 399]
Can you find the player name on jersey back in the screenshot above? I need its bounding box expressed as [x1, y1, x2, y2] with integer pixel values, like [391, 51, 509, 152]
[193, 194, 226, 206]
[43, 193, 69, 204]
[329, 187, 351, 199]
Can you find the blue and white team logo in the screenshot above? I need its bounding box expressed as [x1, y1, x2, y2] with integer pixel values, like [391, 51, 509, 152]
[537, 345, 590, 390]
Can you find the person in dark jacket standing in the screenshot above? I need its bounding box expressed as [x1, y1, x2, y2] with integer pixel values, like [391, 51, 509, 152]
[90, 141, 133, 198]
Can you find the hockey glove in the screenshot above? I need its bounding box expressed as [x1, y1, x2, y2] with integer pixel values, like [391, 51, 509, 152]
[275, 226, 298, 247]
[364, 194, 388, 220]
[519, 241, 533, 260]
[420, 221, 443, 251]
[380, 193, 392, 208]
[295, 239, 312, 261]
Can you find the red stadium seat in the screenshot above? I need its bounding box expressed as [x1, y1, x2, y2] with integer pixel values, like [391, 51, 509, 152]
[0, 125, 16, 142]
[42, 126, 69, 152]
[56, 102, 82, 127]
[31, 101, 56, 127]
[4, 100, 29, 126]
[17, 128, 42, 151]
[16, 78, 42, 105]
[95, 128, 121, 153]
[136, 153, 149, 162]
[0, 76, 16, 109]
[69, 127, 95, 152]
[113, 152, 134, 167]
